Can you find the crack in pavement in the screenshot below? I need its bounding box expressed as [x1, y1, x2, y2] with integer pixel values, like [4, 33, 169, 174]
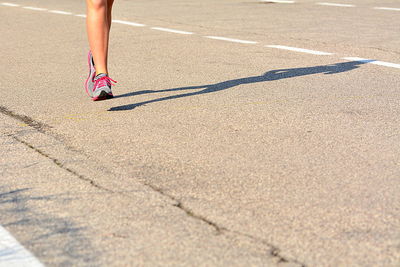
[9, 135, 114, 194]
[143, 182, 227, 234]
[230, 229, 306, 266]
[143, 182, 306, 266]
[0, 105, 51, 133]
[1, 107, 306, 266]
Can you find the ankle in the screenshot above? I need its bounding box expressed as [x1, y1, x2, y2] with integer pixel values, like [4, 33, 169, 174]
[96, 72, 108, 76]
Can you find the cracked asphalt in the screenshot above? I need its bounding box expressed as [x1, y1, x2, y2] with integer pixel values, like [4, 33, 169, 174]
[1, 0, 400, 266]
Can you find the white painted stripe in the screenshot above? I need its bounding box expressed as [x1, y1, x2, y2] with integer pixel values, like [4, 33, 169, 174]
[22, 6, 47, 11]
[205, 36, 257, 44]
[373, 7, 400, 11]
[316, 2, 354, 7]
[151, 27, 194, 35]
[112, 19, 145, 27]
[260, 0, 295, 3]
[49, 10, 72, 15]
[342, 57, 375, 63]
[342, 57, 400, 69]
[75, 14, 87, 18]
[367, 61, 400, 69]
[0, 225, 44, 267]
[1, 2, 19, 7]
[266, 45, 333, 55]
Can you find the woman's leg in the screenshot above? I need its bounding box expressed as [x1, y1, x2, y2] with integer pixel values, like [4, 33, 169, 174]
[86, 0, 115, 75]
[107, 0, 114, 30]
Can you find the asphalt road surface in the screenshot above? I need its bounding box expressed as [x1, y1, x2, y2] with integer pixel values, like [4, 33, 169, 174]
[1, 0, 399, 266]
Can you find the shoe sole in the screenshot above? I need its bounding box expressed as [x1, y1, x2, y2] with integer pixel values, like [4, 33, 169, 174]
[92, 91, 114, 101]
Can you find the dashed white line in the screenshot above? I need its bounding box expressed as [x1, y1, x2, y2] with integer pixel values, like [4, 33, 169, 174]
[266, 45, 333, 55]
[0, 225, 44, 267]
[112, 19, 145, 27]
[2, 1, 399, 71]
[1, 2, 19, 7]
[342, 57, 400, 69]
[373, 7, 400, 11]
[49, 10, 72, 15]
[22, 6, 47, 11]
[316, 2, 355, 7]
[205, 36, 258, 44]
[151, 27, 194, 35]
[260, 0, 295, 3]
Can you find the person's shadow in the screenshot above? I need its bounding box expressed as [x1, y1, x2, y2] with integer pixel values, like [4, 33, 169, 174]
[108, 60, 371, 111]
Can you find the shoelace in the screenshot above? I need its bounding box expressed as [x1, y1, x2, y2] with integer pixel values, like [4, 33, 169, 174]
[93, 76, 117, 91]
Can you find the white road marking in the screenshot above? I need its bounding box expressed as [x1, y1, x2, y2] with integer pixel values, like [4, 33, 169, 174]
[205, 36, 258, 44]
[112, 19, 145, 27]
[373, 7, 400, 11]
[49, 10, 72, 15]
[260, 0, 295, 3]
[1, 2, 19, 7]
[266, 45, 333, 55]
[151, 27, 194, 35]
[22, 6, 47, 11]
[343, 57, 400, 69]
[316, 2, 355, 7]
[3, 1, 399, 72]
[0, 225, 44, 267]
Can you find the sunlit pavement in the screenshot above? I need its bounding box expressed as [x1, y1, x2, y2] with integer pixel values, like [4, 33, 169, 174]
[1, 0, 399, 265]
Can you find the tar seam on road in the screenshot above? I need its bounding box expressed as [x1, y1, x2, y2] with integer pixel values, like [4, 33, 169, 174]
[0, 105, 51, 133]
[1, 108, 306, 266]
[0, 105, 113, 193]
[9, 135, 114, 193]
[143, 182, 306, 266]
[0, 103, 305, 266]
[1, 124, 307, 266]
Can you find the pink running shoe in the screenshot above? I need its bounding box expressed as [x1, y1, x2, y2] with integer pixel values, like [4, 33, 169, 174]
[91, 73, 116, 101]
[84, 51, 116, 101]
